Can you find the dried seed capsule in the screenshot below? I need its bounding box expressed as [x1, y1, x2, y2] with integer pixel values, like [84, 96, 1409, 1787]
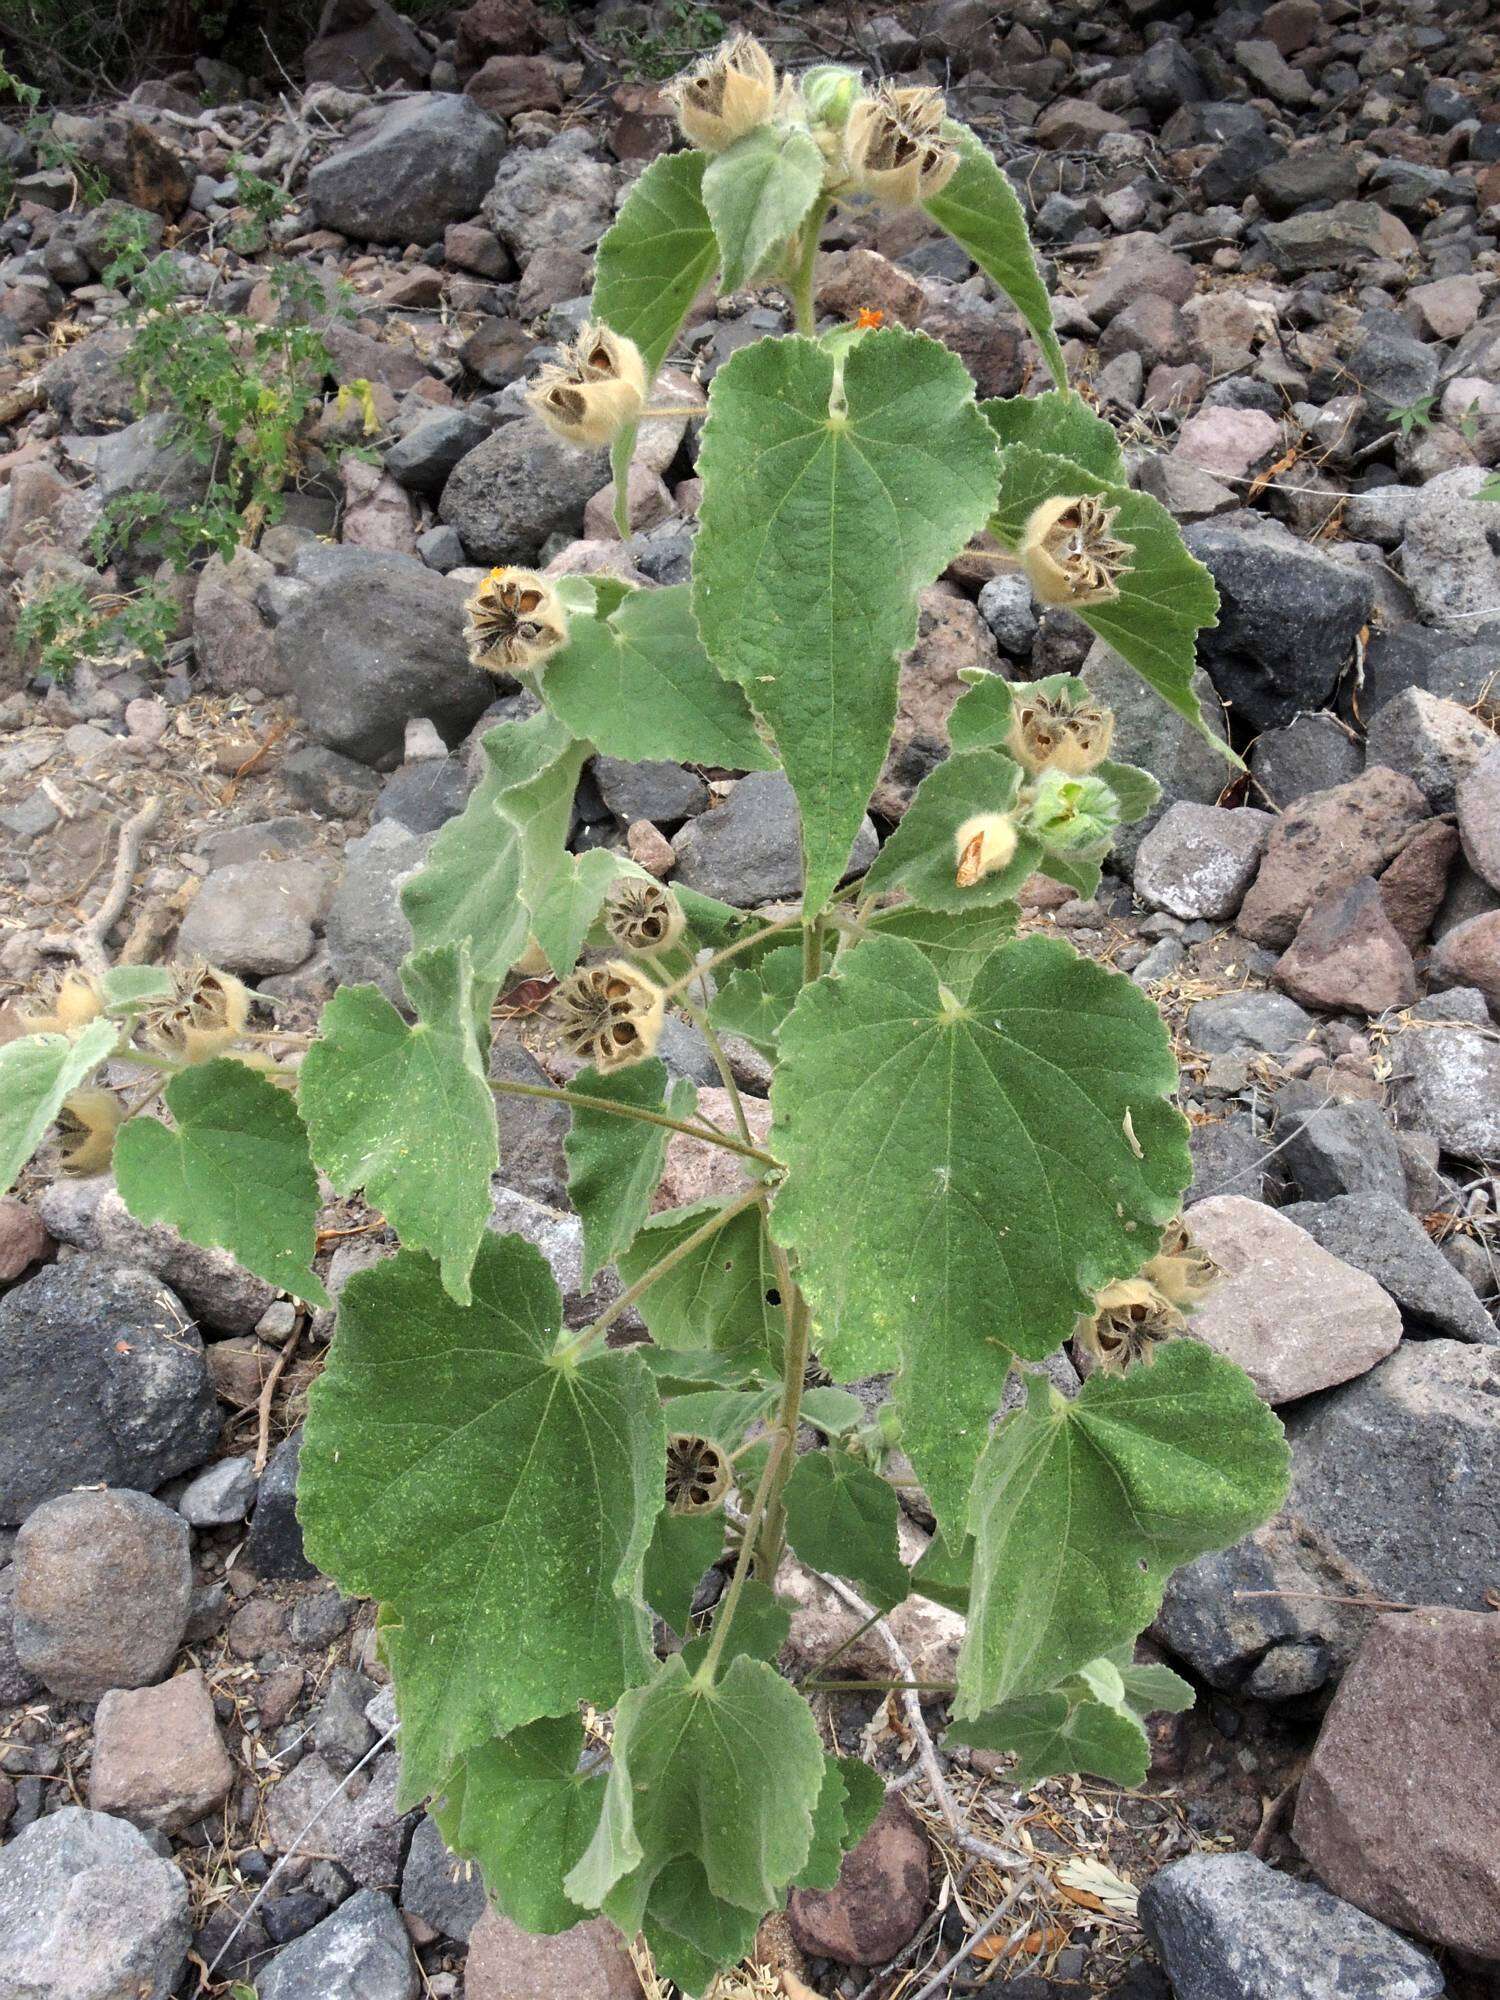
[141, 961, 251, 1064]
[1077, 1278, 1184, 1374]
[665, 1433, 732, 1514]
[554, 959, 664, 1075]
[604, 879, 685, 956]
[843, 83, 958, 207]
[954, 812, 1019, 888]
[669, 33, 777, 152]
[1019, 494, 1134, 608]
[1006, 687, 1116, 776]
[18, 969, 104, 1037]
[464, 568, 569, 676]
[1143, 1217, 1220, 1308]
[55, 1087, 122, 1176]
[529, 323, 647, 447]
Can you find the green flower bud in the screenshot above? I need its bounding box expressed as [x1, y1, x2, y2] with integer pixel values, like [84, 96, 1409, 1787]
[1022, 770, 1120, 857]
[802, 64, 862, 128]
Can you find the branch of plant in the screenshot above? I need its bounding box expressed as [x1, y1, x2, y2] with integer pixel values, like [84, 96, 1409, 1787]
[552, 1182, 767, 1366]
[755, 1279, 810, 1579]
[649, 947, 755, 1150]
[698, 1427, 788, 1683]
[491, 1076, 777, 1166]
[657, 913, 805, 999]
[787, 193, 832, 337]
[38, 795, 160, 974]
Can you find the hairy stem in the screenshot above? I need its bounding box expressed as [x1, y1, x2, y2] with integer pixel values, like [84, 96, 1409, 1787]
[654, 947, 754, 1150]
[553, 1183, 765, 1366]
[789, 194, 831, 338]
[491, 1077, 775, 1165]
[658, 914, 804, 999]
[698, 1427, 787, 1683]
[754, 1279, 810, 1579]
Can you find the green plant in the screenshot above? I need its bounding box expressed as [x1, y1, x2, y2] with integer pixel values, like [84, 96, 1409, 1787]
[227, 155, 291, 252]
[14, 575, 178, 680]
[0, 44, 1289, 1991]
[599, 0, 727, 81]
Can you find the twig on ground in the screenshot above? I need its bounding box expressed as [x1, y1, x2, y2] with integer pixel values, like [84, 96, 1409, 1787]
[906, 1875, 1030, 2000]
[254, 1321, 303, 1476]
[39, 796, 161, 974]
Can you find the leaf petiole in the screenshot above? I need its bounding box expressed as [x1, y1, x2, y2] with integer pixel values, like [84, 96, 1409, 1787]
[492, 1077, 777, 1165]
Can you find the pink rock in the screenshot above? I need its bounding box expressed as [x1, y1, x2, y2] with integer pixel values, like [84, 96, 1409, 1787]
[655, 1089, 773, 1211]
[464, 53, 564, 118]
[0, 1197, 50, 1283]
[1099, 294, 1191, 369]
[871, 586, 999, 819]
[1173, 405, 1282, 483]
[583, 463, 674, 541]
[1035, 98, 1128, 149]
[1294, 1608, 1500, 1962]
[1273, 876, 1418, 1015]
[789, 1799, 930, 1965]
[374, 264, 446, 309]
[340, 458, 418, 556]
[1184, 1196, 1403, 1405]
[1429, 910, 1500, 1016]
[464, 1909, 642, 1999]
[89, 1667, 234, 1832]
[1457, 745, 1500, 892]
[1081, 234, 1196, 323]
[1377, 819, 1459, 952]
[1237, 766, 1430, 950]
[1407, 275, 1483, 343]
[625, 819, 674, 878]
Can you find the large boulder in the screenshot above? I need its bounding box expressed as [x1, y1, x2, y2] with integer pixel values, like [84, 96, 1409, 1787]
[271, 545, 492, 766]
[1281, 1193, 1497, 1345]
[1294, 1609, 1500, 1965]
[440, 419, 611, 567]
[257, 1888, 419, 2000]
[1388, 989, 1500, 1160]
[1235, 766, 1429, 950]
[0, 1808, 191, 2000]
[0, 1258, 220, 1524]
[1184, 517, 1375, 732]
[308, 96, 505, 247]
[482, 129, 616, 261]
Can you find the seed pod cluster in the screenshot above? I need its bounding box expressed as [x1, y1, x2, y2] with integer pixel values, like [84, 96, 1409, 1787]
[670, 33, 777, 151]
[554, 960, 665, 1074]
[141, 961, 251, 1065]
[1007, 687, 1115, 776]
[604, 879, 686, 956]
[1142, 1216, 1220, 1308]
[665, 1433, 732, 1514]
[1019, 494, 1134, 608]
[843, 83, 958, 207]
[1077, 1277, 1183, 1375]
[464, 568, 569, 676]
[529, 323, 647, 447]
[1021, 770, 1121, 859]
[19, 969, 104, 1036]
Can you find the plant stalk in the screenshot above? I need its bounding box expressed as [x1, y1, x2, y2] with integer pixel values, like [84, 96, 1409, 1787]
[657, 915, 804, 999]
[789, 194, 831, 338]
[491, 1077, 775, 1165]
[698, 1426, 787, 1683]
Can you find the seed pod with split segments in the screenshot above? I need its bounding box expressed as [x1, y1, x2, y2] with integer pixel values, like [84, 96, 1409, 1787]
[19, 969, 104, 1037]
[141, 961, 251, 1064]
[554, 959, 664, 1075]
[604, 879, 685, 956]
[1020, 493, 1134, 608]
[843, 83, 958, 207]
[529, 323, 647, 448]
[954, 812, 1018, 888]
[464, 568, 569, 677]
[55, 1088, 122, 1177]
[669, 33, 777, 152]
[665, 1433, 732, 1514]
[1144, 1217, 1220, 1309]
[1076, 1277, 1184, 1375]
[1007, 686, 1116, 776]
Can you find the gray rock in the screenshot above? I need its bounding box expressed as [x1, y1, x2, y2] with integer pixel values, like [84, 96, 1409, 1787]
[1249, 711, 1363, 809]
[38, 1177, 276, 1335]
[439, 417, 610, 566]
[0, 1571, 42, 1705]
[257, 1888, 418, 2000]
[592, 755, 708, 826]
[0, 1258, 219, 1524]
[1133, 803, 1272, 920]
[1187, 1119, 1281, 1205]
[400, 1812, 488, 1943]
[1365, 688, 1496, 814]
[1156, 1511, 1380, 1700]
[1184, 517, 1375, 732]
[491, 1042, 571, 1209]
[1285, 1340, 1500, 1610]
[1276, 1102, 1407, 1206]
[40, 326, 137, 433]
[672, 772, 878, 906]
[1389, 995, 1500, 1160]
[1281, 1194, 1496, 1345]
[1346, 316, 1441, 420]
[1132, 39, 1207, 117]
[304, 0, 432, 88]
[282, 743, 383, 819]
[1457, 744, 1500, 893]
[92, 411, 211, 519]
[0, 1807, 192, 2000]
[308, 96, 504, 246]
[487, 1185, 619, 1328]
[247, 1429, 318, 1582]
[14, 1489, 192, 1699]
[383, 409, 495, 497]
[193, 545, 286, 696]
[1253, 148, 1359, 218]
[264, 1754, 413, 1889]
[313, 1666, 379, 1774]
[1259, 201, 1418, 277]
[325, 820, 434, 1008]
[1185, 990, 1315, 1057]
[1081, 641, 1231, 869]
[373, 758, 472, 834]
[976, 571, 1038, 656]
[1140, 1851, 1443, 2000]
[417, 523, 466, 571]
[178, 1456, 258, 1526]
[1398, 466, 1500, 630]
[482, 130, 616, 262]
[175, 857, 331, 976]
[272, 545, 491, 767]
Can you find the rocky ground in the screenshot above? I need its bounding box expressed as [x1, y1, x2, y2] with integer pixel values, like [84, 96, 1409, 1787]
[1, 0, 1499, 1995]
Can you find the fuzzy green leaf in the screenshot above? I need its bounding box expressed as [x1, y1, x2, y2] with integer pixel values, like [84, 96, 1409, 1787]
[980, 390, 1124, 481]
[0, 1021, 117, 1196]
[693, 327, 1000, 911]
[619, 1199, 784, 1370]
[432, 1716, 604, 1934]
[299, 942, 497, 1303]
[949, 1690, 1150, 1789]
[565, 1061, 696, 1283]
[95, 965, 175, 1013]
[796, 1754, 887, 1891]
[861, 747, 1036, 913]
[299, 1233, 664, 1804]
[864, 904, 1017, 1000]
[528, 848, 627, 981]
[565, 1651, 826, 1926]
[958, 1340, 1289, 1717]
[702, 123, 825, 293]
[783, 1450, 909, 1612]
[1097, 758, 1162, 825]
[114, 1060, 328, 1307]
[543, 582, 774, 771]
[592, 150, 718, 377]
[946, 671, 1015, 753]
[771, 933, 1191, 1529]
[707, 942, 804, 1056]
[642, 1865, 762, 1995]
[644, 1508, 724, 1634]
[991, 445, 1225, 752]
[925, 124, 1067, 389]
